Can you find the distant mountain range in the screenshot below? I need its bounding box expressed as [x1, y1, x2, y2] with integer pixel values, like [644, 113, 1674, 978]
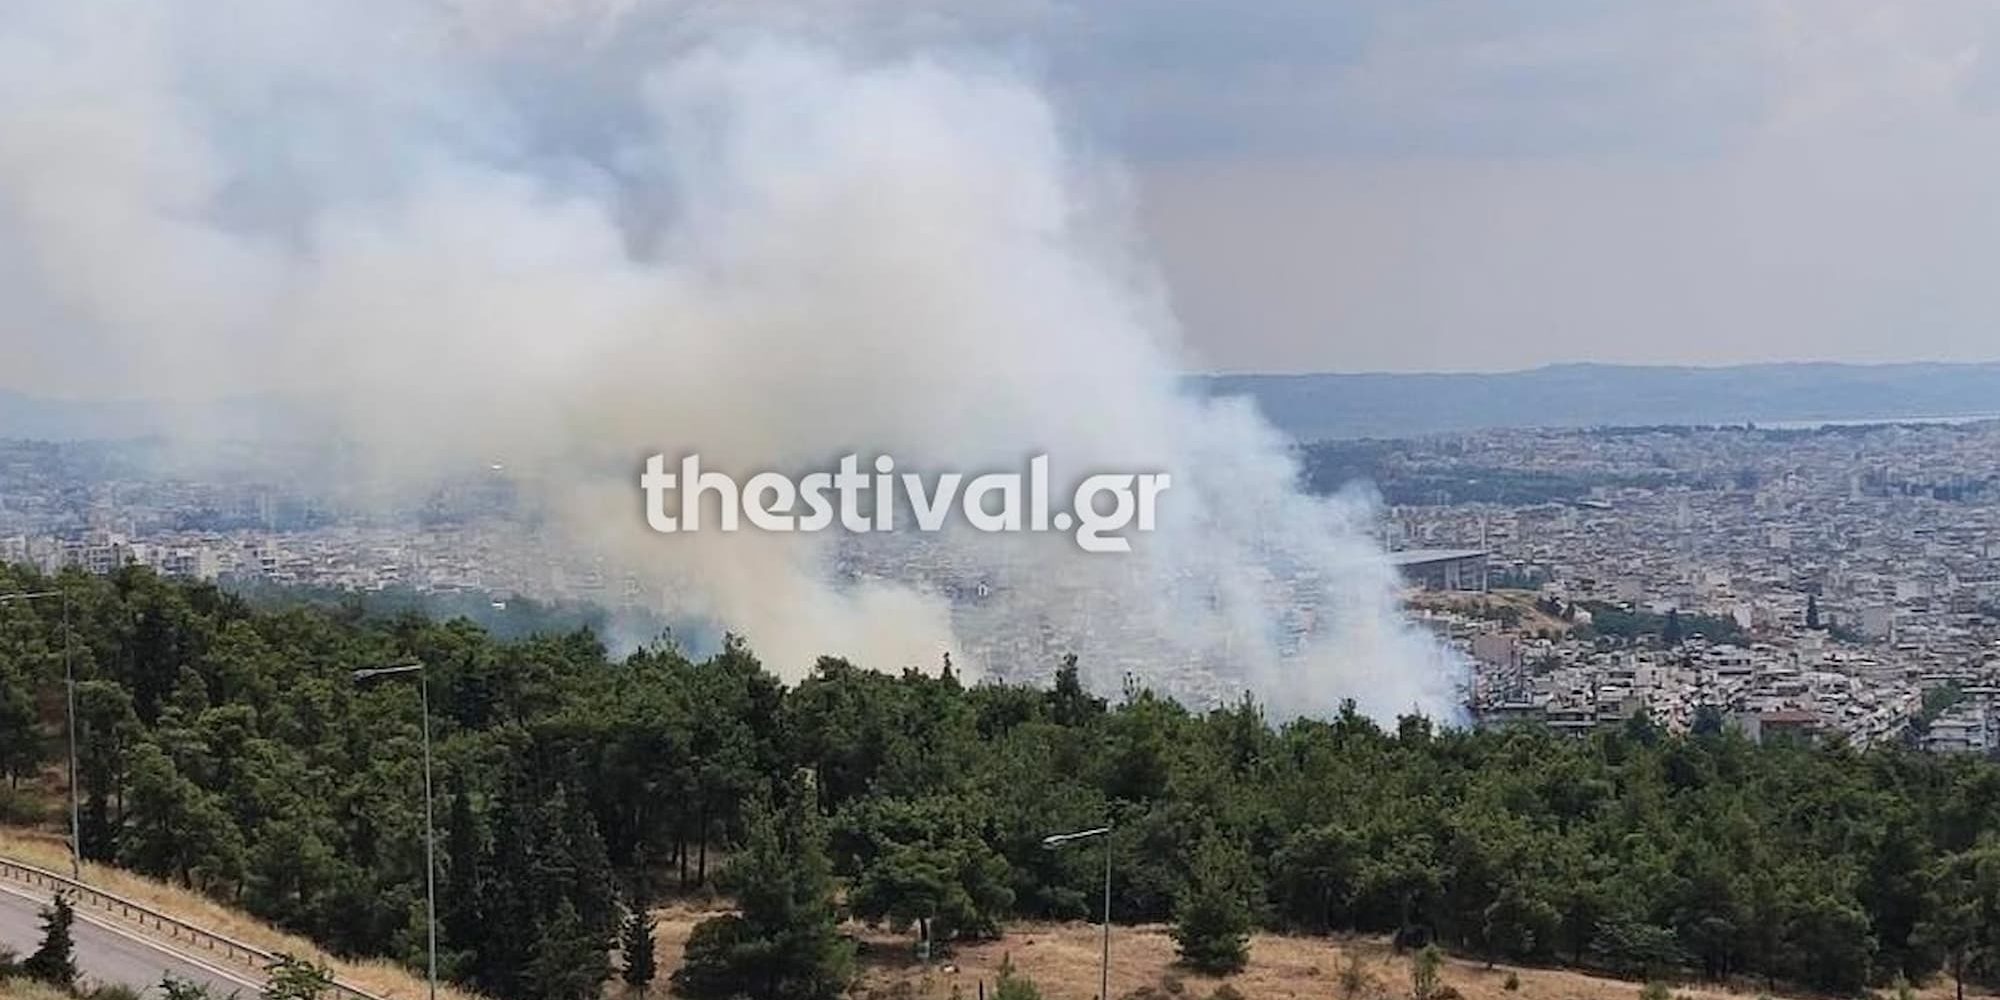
[5, 362, 2000, 443]
[1198, 362, 2000, 440]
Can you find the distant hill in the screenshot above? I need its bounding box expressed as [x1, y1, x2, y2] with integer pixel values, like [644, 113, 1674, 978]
[0, 389, 157, 440]
[0, 389, 298, 441]
[8, 362, 2000, 443]
[1198, 361, 2000, 439]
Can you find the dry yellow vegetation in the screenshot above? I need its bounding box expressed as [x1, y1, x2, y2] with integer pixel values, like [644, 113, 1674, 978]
[0, 826, 483, 1000]
[854, 922, 1990, 1000]
[0, 978, 75, 1000]
[638, 905, 1978, 1000]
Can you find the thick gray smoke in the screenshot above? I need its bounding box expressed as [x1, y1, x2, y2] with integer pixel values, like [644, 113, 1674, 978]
[0, 0, 1464, 720]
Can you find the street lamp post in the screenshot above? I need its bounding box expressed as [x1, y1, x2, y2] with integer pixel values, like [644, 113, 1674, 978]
[1, 588, 81, 879]
[1043, 825, 1113, 1000]
[353, 662, 436, 1000]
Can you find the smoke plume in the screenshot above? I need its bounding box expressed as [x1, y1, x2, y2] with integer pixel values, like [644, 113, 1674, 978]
[0, 0, 1464, 720]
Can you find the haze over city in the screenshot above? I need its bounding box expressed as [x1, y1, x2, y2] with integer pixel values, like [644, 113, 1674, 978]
[6, 5, 2000, 1000]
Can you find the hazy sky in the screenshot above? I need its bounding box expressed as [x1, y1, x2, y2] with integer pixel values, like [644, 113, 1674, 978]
[1021, 0, 2000, 372]
[5, 0, 2000, 387]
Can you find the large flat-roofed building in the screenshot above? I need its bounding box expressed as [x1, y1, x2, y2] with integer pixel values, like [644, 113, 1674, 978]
[1390, 548, 1489, 592]
[1731, 709, 1822, 744]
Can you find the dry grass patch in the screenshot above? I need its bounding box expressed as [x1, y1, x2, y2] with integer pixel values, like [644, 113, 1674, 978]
[844, 920, 1975, 1000]
[0, 978, 76, 1000]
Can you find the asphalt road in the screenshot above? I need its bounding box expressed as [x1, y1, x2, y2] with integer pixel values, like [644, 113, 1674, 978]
[0, 882, 260, 997]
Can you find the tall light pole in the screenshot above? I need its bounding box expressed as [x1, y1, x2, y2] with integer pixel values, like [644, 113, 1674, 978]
[1, 588, 81, 879]
[353, 662, 436, 1000]
[1043, 825, 1113, 1000]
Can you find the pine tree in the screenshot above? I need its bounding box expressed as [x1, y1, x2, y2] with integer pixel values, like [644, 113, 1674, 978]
[674, 790, 853, 1000]
[1048, 654, 1103, 728]
[1662, 609, 1685, 646]
[22, 893, 78, 988]
[523, 899, 606, 1000]
[75, 678, 139, 863]
[560, 787, 617, 943]
[460, 769, 617, 1000]
[440, 774, 483, 981]
[0, 660, 40, 787]
[470, 775, 534, 1000]
[621, 901, 658, 998]
[519, 786, 615, 999]
[1172, 837, 1253, 975]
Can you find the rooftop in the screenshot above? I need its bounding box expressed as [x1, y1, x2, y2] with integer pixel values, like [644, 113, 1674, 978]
[1389, 548, 1490, 567]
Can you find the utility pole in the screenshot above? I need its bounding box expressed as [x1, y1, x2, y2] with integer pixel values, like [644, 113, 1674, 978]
[353, 662, 436, 1000]
[1043, 825, 1113, 1000]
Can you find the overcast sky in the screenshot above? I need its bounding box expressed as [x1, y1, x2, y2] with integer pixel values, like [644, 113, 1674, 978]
[993, 0, 2000, 373]
[584, 0, 2000, 372]
[6, 1, 2000, 387]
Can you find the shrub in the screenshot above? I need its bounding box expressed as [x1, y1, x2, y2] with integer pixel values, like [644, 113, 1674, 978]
[1336, 953, 1376, 999]
[994, 955, 1042, 1000]
[159, 975, 219, 1000]
[261, 953, 334, 1000]
[1411, 944, 1443, 1000]
[0, 786, 48, 825]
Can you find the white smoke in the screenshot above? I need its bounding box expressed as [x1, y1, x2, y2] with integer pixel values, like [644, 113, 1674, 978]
[0, 0, 1464, 721]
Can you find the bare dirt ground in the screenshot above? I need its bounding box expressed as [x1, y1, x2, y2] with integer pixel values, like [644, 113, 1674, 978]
[1407, 590, 1573, 638]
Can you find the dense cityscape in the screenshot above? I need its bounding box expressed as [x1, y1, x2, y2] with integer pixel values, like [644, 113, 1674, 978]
[1368, 420, 2000, 751]
[7, 418, 1999, 754]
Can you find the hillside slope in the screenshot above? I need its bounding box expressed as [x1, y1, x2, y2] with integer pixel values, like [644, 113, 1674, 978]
[4, 840, 1978, 1000]
[0, 828, 477, 1000]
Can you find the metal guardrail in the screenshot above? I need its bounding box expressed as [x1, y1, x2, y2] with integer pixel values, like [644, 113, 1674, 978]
[0, 854, 388, 1000]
